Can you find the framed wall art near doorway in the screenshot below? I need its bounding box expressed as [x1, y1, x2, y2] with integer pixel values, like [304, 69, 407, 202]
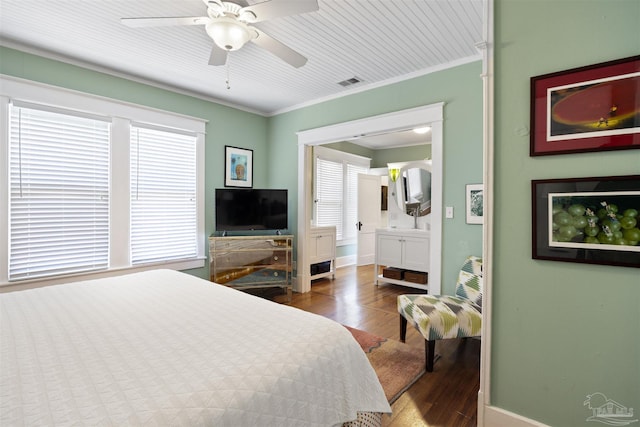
[466, 184, 483, 224]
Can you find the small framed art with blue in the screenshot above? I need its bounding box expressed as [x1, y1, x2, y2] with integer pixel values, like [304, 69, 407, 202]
[224, 145, 253, 188]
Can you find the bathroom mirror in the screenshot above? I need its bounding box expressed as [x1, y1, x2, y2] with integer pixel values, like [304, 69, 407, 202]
[389, 161, 432, 217]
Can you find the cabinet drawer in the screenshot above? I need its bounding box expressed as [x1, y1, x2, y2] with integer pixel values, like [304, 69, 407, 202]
[208, 235, 292, 300]
[211, 238, 291, 252]
[213, 249, 288, 268]
[214, 266, 289, 285]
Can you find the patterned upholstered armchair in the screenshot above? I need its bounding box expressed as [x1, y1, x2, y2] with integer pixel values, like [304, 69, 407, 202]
[397, 256, 482, 372]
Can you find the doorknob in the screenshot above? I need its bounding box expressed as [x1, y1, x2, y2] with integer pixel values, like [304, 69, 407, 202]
[356, 221, 362, 231]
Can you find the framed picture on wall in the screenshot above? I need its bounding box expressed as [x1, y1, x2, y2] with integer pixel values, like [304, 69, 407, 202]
[466, 184, 483, 224]
[531, 175, 640, 268]
[530, 55, 640, 156]
[224, 145, 253, 188]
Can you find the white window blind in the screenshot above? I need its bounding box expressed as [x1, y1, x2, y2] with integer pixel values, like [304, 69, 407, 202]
[314, 148, 370, 243]
[9, 104, 110, 281]
[130, 125, 197, 264]
[315, 157, 344, 239]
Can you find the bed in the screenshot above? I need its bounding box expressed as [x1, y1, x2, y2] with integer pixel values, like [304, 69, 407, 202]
[0, 269, 391, 426]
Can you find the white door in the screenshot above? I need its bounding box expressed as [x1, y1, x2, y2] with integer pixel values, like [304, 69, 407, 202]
[357, 174, 381, 265]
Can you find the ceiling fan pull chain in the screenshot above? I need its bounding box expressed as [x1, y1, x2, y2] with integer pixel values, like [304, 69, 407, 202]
[226, 56, 231, 90]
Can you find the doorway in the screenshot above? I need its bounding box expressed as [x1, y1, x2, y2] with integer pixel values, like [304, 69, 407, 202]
[296, 103, 444, 294]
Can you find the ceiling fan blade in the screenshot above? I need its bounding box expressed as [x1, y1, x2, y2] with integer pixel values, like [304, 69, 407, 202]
[208, 44, 228, 66]
[121, 16, 209, 28]
[243, 0, 318, 23]
[251, 28, 307, 68]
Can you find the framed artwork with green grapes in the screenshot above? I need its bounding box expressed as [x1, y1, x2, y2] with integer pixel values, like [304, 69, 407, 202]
[532, 175, 640, 268]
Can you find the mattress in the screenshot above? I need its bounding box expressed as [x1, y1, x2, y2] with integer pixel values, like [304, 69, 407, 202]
[0, 269, 391, 426]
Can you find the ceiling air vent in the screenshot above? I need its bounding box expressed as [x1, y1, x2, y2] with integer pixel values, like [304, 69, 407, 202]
[337, 76, 363, 87]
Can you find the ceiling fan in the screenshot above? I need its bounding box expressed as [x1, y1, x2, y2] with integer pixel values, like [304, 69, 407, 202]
[121, 0, 319, 68]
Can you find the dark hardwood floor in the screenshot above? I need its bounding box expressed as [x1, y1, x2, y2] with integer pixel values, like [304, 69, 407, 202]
[262, 264, 481, 427]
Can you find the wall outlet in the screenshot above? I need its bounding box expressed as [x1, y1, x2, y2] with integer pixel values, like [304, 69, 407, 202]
[446, 206, 454, 219]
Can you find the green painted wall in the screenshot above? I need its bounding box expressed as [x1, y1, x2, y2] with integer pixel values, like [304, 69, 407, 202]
[268, 60, 483, 294]
[324, 141, 375, 159]
[0, 47, 269, 280]
[493, 1, 640, 425]
[372, 144, 431, 168]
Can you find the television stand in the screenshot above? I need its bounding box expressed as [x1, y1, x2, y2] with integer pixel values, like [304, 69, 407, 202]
[209, 234, 293, 302]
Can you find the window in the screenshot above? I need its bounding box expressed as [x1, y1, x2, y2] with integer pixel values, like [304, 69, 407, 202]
[1, 77, 206, 285]
[315, 157, 344, 237]
[313, 146, 370, 243]
[9, 104, 110, 281]
[130, 125, 197, 264]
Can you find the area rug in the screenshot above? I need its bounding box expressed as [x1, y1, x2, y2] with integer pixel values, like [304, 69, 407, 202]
[345, 325, 427, 404]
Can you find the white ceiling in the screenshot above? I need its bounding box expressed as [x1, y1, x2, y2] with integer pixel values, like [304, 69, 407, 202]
[0, 0, 483, 119]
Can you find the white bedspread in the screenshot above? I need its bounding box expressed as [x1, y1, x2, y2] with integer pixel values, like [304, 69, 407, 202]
[0, 269, 390, 426]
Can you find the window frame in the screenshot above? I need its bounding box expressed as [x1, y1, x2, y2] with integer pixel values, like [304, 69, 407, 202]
[8, 102, 112, 281]
[0, 76, 207, 287]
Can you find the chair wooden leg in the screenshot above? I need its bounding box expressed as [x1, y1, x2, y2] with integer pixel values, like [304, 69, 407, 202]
[425, 340, 435, 372]
[399, 315, 407, 342]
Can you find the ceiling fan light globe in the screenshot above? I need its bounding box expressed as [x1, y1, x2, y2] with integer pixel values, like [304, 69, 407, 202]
[205, 18, 252, 51]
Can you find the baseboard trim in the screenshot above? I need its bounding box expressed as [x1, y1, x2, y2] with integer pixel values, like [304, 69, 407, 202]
[336, 255, 356, 268]
[482, 405, 550, 427]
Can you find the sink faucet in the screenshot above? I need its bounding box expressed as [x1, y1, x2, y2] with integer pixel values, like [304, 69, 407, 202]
[411, 207, 419, 229]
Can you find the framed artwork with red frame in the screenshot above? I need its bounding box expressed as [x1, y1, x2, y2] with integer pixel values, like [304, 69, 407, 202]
[530, 55, 640, 156]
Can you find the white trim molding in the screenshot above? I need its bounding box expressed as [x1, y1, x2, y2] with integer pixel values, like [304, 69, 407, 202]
[0, 76, 207, 289]
[483, 406, 551, 427]
[0, 75, 207, 133]
[478, 0, 494, 425]
[336, 255, 357, 269]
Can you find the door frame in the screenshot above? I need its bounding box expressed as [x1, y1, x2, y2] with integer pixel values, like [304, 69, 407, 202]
[296, 103, 444, 294]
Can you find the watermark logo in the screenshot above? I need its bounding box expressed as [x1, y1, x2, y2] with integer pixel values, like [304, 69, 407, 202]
[584, 392, 638, 426]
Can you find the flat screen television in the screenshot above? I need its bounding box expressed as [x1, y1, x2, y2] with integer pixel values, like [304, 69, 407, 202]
[215, 188, 288, 232]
